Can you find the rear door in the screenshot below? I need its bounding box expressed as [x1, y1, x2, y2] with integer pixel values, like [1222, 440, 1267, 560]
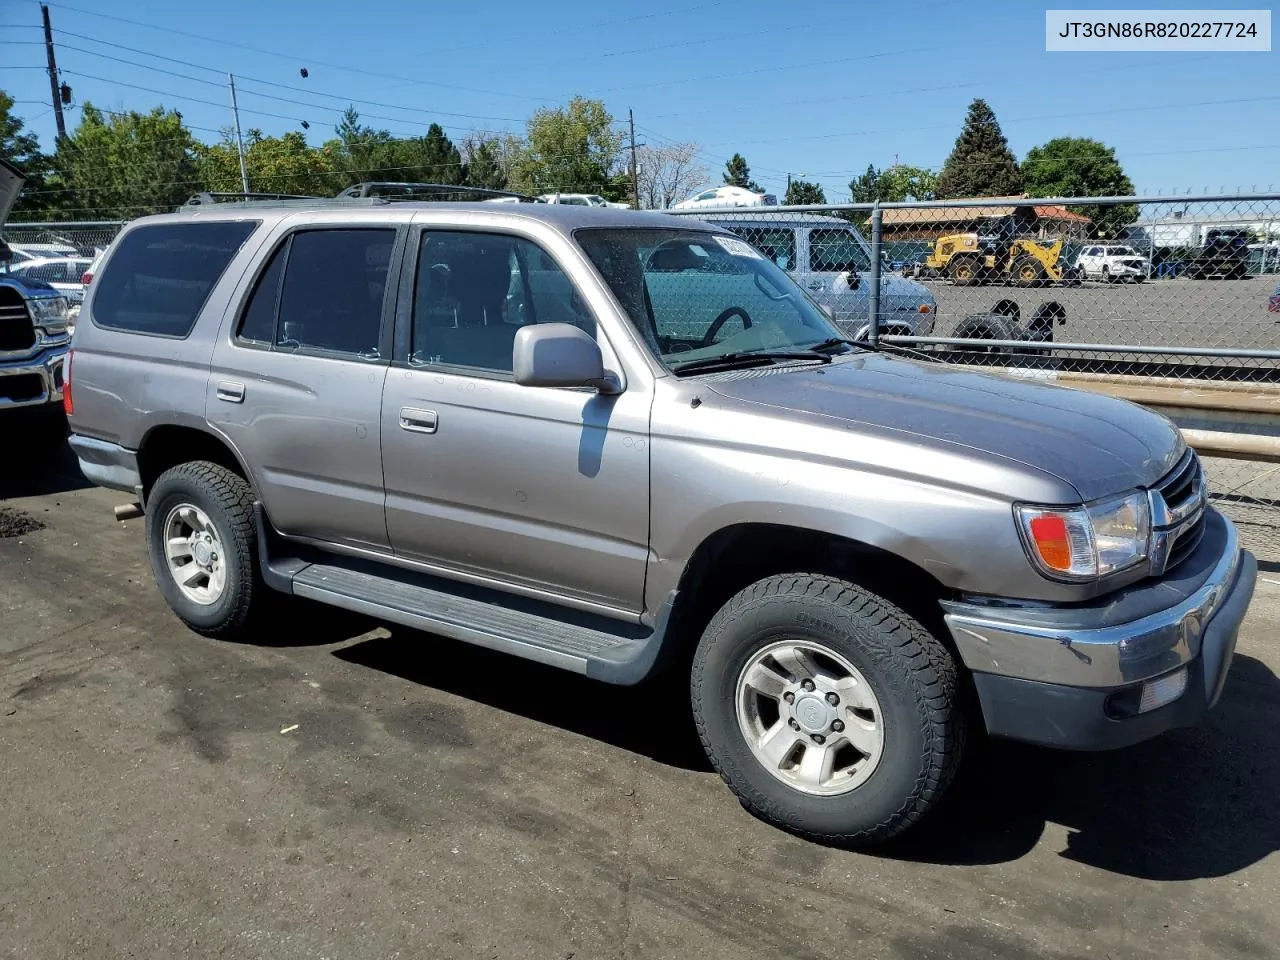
[207, 223, 402, 550]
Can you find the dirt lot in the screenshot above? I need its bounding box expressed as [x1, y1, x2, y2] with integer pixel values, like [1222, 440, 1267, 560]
[3, 450, 1279, 960]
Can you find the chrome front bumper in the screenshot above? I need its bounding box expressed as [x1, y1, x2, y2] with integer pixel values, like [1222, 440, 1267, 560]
[941, 510, 1255, 749]
[0, 344, 67, 411]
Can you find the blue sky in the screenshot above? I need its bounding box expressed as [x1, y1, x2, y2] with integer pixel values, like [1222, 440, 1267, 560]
[2, 0, 1277, 200]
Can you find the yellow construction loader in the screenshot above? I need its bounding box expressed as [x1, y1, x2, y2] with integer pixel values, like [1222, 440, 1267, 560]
[919, 212, 1072, 287]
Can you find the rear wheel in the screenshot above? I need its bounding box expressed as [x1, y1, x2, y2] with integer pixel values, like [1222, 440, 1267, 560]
[691, 574, 965, 845]
[145, 461, 266, 639]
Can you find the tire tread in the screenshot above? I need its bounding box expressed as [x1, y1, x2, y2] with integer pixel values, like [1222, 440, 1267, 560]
[691, 573, 965, 845]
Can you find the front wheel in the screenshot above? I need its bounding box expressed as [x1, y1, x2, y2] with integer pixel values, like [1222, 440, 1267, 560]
[691, 574, 966, 845]
[145, 461, 266, 639]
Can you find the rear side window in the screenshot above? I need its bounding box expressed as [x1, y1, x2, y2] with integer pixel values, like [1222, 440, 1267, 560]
[276, 229, 394, 358]
[91, 221, 258, 337]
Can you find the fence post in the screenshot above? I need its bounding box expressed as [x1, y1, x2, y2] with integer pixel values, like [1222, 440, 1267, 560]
[868, 202, 883, 348]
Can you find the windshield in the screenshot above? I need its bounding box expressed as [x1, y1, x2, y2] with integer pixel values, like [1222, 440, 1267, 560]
[576, 227, 848, 371]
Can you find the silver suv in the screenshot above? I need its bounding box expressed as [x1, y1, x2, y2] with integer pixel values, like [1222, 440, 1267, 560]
[68, 200, 1256, 845]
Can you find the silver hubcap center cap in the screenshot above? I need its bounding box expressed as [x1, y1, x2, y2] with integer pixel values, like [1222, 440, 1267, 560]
[793, 695, 832, 733]
[192, 538, 213, 567]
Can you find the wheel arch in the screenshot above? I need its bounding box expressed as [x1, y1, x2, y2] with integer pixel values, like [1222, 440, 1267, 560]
[658, 522, 960, 675]
[136, 422, 254, 505]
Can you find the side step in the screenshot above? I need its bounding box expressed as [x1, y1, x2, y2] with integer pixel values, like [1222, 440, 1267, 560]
[253, 505, 674, 686]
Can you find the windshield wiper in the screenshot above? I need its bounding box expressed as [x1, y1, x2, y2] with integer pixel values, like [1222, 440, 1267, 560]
[806, 336, 872, 354]
[671, 349, 832, 376]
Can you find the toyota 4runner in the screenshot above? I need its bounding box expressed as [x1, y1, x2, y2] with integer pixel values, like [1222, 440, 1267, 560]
[67, 200, 1256, 845]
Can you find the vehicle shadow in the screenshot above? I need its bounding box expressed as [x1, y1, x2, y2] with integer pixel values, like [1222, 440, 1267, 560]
[336, 624, 1279, 879]
[333, 627, 712, 772]
[0, 441, 92, 499]
[885, 653, 1280, 880]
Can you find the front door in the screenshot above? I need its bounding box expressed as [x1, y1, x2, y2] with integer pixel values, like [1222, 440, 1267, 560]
[207, 225, 401, 550]
[379, 227, 651, 614]
[805, 226, 872, 327]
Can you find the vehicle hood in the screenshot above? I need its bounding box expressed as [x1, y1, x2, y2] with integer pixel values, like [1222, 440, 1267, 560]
[702, 354, 1183, 501]
[0, 274, 60, 298]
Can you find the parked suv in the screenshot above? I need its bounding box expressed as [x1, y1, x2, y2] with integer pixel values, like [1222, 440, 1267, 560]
[1074, 244, 1149, 282]
[68, 201, 1256, 845]
[699, 213, 936, 340]
[0, 158, 73, 442]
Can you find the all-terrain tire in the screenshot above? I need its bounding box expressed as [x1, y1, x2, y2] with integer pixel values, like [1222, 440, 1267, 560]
[145, 461, 265, 639]
[691, 574, 966, 846]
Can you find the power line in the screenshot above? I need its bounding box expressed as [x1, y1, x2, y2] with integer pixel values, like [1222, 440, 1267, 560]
[51, 31, 528, 125]
[37, 0, 556, 103]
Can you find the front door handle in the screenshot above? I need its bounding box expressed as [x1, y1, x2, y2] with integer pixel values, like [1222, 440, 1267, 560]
[216, 381, 245, 403]
[399, 406, 438, 434]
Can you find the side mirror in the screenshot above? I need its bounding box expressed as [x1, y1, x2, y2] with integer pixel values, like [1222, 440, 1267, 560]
[513, 323, 619, 394]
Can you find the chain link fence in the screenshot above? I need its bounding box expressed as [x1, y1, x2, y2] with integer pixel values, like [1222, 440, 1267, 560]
[672, 194, 1280, 561]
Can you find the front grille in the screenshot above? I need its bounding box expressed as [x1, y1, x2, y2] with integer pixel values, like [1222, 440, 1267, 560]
[1168, 511, 1207, 570]
[0, 374, 44, 403]
[1153, 449, 1207, 574]
[0, 287, 35, 353]
[1158, 449, 1203, 520]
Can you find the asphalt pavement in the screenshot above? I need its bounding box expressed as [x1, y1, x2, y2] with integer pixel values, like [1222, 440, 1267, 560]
[2, 448, 1279, 960]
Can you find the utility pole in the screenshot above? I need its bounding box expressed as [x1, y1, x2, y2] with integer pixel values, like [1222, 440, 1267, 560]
[41, 5, 66, 141]
[227, 74, 250, 197]
[628, 109, 639, 210]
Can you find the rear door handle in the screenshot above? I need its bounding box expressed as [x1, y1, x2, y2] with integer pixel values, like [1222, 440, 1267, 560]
[399, 406, 438, 434]
[216, 381, 245, 403]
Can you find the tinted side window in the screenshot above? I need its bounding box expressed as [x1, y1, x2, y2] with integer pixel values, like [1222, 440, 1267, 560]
[411, 231, 595, 373]
[727, 227, 795, 270]
[92, 221, 258, 337]
[809, 228, 871, 273]
[276, 229, 394, 359]
[236, 241, 287, 344]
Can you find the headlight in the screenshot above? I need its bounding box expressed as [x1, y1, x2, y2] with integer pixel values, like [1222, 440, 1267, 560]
[29, 296, 70, 331]
[1016, 491, 1150, 580]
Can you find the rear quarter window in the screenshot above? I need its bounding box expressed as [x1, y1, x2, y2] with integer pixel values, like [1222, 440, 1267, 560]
[91, 221, 259, 337]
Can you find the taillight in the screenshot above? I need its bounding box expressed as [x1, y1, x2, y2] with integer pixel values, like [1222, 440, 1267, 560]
[81, 271, 93, 285]
[63, 348, 73, 416]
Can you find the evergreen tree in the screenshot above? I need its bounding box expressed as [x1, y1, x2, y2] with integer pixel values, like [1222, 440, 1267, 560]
[722, 153, 761, 192]
[784, 179, 825, 205]
[464, 137, 508, 190]
[935, 99, 1023, 199]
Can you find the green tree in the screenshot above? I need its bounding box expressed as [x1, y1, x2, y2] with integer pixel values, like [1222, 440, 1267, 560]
[463, 136, 509, 190]
[509, 97, 622, 195]
[0, 90, 54, 217]
[722, 153, 762, 192]
[55, 103, 200, 217]
[935, 99, 1023, 199]
[1022, 136, 1137, 237]
[198, 129, 333, 196]
[416, 123, 464, 185]
[848, 164, 881, 204]
[784, 179, 825, 205]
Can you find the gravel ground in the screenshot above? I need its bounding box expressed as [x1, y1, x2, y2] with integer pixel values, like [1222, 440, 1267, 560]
[1, 449, 1279, 959]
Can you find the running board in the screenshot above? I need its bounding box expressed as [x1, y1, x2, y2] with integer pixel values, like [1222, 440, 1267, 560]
[252, 503, 674, 686]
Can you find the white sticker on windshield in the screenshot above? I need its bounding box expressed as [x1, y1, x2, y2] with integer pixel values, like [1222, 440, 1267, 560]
[713, 235, 763, 259]
[687, 244, 710, 257]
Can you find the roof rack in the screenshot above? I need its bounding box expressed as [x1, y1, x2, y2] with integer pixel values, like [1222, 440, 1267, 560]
[335, 182, 542, 203]
[183, 191, 324, 206]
